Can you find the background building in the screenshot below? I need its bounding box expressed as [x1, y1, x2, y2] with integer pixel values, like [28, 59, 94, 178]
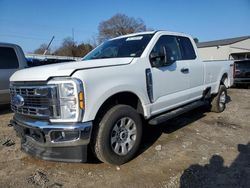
[197, 36, 250, 60]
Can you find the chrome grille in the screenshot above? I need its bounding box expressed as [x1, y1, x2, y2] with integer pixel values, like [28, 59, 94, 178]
[10, 85, 59, 118]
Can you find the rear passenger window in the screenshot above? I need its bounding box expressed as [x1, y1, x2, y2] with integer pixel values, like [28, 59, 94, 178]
[178, 37, 196, 60]
[0, 47, 19, 69]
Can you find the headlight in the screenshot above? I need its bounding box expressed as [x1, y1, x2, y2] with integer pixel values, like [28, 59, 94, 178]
[48, 77, 84, 122]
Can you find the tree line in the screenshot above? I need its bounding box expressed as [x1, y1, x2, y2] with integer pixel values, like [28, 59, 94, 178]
[34, 14, 199, 57]
[33, 14, 149, 57]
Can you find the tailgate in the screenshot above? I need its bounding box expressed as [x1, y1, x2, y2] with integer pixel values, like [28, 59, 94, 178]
[234, 60, 250, 78]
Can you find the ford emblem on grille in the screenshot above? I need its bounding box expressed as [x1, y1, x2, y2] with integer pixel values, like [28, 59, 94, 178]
[13, 94, 25, 107]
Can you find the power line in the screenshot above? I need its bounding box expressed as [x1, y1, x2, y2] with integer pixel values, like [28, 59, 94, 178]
[0, 33, 60, 42]
[0, 18, 93, 33]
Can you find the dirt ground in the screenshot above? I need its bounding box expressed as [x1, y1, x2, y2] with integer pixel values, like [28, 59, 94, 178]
[0, 88, 249, 188]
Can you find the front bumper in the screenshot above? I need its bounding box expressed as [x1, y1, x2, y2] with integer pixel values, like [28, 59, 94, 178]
[11, 114, 92, 163]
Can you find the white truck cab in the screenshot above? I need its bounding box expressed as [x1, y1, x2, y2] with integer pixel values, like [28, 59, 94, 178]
[10, 31, 233, 165]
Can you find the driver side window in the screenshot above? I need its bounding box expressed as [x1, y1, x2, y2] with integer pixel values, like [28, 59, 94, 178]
[150, 35, 181, 67]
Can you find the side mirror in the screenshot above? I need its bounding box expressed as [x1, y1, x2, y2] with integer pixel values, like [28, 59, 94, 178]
[150, 46, 175, 67]
[149, 52, 160, 66]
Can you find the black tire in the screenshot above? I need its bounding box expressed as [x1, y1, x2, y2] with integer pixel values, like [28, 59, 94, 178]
[210, 85, 227, 113]
[92, 105, 143, 165]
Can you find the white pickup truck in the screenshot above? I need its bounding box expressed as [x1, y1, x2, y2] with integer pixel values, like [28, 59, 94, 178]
[10, 31, 234, 165]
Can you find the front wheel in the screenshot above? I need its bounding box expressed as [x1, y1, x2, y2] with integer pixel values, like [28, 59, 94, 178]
[210, 85, 227, 113]
[92, 105, 142, 165]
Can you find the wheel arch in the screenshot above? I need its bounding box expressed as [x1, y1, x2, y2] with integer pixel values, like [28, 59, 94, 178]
[214, 72, 229, 94]
[220, 73, 229, 88]
[93, 91, 146, 123]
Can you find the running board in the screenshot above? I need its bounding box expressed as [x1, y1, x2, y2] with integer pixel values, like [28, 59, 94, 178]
[148, 100, 206, 125]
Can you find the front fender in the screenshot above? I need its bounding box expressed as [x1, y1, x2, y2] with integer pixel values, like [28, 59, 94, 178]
[84, 85, 150, 122]
[72, 64, 151, 122]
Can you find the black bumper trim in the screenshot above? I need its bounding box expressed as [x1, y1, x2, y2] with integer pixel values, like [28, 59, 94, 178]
[21, 137, 88, 163]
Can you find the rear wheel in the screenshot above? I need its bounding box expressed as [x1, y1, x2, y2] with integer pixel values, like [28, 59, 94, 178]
[210, 85, 227, 113]
[92, 105, 142, 165]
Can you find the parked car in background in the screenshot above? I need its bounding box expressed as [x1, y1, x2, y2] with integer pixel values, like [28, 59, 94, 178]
[234, 59, 250, 87]
[0, 43, 77, 105]
[0, 43, 27, 105]
[26, 57, 76, 67]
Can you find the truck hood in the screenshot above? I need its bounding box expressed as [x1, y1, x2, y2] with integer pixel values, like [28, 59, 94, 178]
[10, 57, 133, 82]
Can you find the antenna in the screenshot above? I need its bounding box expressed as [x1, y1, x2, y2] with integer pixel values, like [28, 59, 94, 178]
[43, 36, 55, 55]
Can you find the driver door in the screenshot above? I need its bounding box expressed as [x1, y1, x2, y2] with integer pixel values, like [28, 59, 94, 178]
[149, 35, 190, 115]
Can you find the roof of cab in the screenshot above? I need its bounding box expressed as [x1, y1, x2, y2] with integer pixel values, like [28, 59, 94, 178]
[111, 30, 193, 40]
[0, 42, 21, 48]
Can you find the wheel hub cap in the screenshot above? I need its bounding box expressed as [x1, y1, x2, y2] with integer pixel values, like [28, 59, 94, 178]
[119, 130, 128, 141]
[110, 117, 137, 156]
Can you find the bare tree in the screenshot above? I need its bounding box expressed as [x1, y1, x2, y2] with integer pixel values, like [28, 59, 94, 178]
[54, 37, 93, 57]
[88, 34, 98, 48]
[33, 43, 51, 54]
[54, 37, 77, 56]
[74, 43, 93, 57]
[98, 14, 147, 43]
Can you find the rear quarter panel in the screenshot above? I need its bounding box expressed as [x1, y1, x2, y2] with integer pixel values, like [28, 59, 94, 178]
[204, 60, 234, 94]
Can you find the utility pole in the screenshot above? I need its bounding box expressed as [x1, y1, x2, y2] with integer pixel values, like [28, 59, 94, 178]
[72, 28, 75, 42]
[43, 36, 55, 55]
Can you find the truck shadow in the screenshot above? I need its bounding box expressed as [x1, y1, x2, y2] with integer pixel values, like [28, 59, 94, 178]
[0, 104, 12, 115]
[179, 142, 250, 188]
[139, 95, 232, 156]
[139, 105, 208, 155]
[226, 95, 232, 103]
[232, 85, 250, 89]
[87, 105, 209, 164]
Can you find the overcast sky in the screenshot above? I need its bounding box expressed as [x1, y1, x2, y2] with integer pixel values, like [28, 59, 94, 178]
[0, 0, 249, 53]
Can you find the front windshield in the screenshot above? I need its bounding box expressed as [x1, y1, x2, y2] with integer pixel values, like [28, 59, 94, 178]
[83, 34, 153, 60]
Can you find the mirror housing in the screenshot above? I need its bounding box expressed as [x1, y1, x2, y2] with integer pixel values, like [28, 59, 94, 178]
[150, 46, 175, 67]
[149, 52, 163, 67]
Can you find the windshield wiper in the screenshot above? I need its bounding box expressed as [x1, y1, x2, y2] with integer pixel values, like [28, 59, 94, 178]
[92, 56, 114, 59]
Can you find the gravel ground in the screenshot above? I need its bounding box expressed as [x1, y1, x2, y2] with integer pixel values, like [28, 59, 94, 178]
[0, 88, 249, 188]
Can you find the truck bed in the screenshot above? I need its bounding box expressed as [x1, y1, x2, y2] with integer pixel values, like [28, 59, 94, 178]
[203, 60, 234, 92]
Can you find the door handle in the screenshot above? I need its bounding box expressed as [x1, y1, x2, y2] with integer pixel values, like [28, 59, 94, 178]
[181, 68, 189, 73]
